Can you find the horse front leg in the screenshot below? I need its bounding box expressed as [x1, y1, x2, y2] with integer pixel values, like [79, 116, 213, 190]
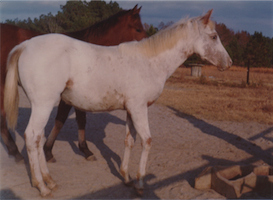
[127, 105, 152, 196]
[120, 111, 136, 186]
[75, 109, 96, 161]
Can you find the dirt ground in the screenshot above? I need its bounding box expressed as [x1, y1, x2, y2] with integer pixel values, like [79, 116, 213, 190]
[1, 86, 272, 199]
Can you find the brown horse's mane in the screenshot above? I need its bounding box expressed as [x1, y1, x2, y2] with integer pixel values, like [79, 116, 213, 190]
[65, 9, 138, 41]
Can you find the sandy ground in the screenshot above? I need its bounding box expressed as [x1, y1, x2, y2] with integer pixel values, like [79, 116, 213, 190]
[0, 87, 272, 199]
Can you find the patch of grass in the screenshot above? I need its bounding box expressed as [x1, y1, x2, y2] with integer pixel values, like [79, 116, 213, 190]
[159, 66, 273, 124]
[199, 74, 208, 85]
[262, 104, 273, 113]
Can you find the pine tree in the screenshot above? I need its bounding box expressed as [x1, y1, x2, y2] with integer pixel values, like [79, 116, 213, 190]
[244, 32, 272, 68]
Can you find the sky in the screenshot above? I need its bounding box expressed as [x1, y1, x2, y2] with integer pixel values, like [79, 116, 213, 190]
[1, 0, 272, 38]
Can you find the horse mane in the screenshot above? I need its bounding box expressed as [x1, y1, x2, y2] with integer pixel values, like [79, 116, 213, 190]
[207, 20, 215, 30]
[136, 17, 191, 57]
[136, 16, 215, 58]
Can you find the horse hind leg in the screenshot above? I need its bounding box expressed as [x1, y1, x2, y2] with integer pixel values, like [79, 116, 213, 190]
[1, 112, 24, 162]
[2, 129, 24, 163]
[38, 134, 57, 190]
[75, 108, 96, 161]
[120, 112, 136, 186]
[43, 119, 63, 163]
[25, 103, 57, 197]
[44, 100, 72, 162]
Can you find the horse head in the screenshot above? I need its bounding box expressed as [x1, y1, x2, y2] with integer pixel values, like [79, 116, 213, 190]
[192, 10, 232, 71]
[119, 5, 147, 41]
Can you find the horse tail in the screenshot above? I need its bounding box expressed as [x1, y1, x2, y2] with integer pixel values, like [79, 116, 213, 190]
[4, 44, 25, 130]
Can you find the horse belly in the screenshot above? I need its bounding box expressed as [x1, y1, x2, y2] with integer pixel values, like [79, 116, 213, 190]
[61, 86, 125, 112]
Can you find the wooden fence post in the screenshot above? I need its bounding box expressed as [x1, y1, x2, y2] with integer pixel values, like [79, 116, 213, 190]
[247, 60, 250, 85]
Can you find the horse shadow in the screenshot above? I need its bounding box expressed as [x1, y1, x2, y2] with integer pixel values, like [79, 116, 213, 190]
[0, 189, 22, 200]
[167, 106, 273, 166]
[14, 106, 126, 181]
[73, 154, 273, 199]
[80, 110, 126, 180]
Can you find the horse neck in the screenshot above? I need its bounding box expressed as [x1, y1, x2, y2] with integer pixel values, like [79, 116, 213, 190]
[146, 29, 196, 81]
[65, 11, 129, 45]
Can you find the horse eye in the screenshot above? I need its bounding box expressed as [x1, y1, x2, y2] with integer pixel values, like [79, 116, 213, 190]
[211, 35, 217, 40]
[136, 29, 142, 33]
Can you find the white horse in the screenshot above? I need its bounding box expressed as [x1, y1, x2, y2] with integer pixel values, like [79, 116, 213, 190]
[4, 10, 232, 197]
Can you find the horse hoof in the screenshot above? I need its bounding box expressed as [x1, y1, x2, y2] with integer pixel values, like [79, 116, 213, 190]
[14, 153, 24, 163]
[49, 183, 58, 191]
[124, 179, 134, 187]
[47, 157, 56, 163]
[40, 187, 52, 198]
[16, 159, 25, 165]
[123, 175, 134, 187]
[86, 155, 97, 161]
[41, 193, 52, 198]
[134, 186, 144, 197]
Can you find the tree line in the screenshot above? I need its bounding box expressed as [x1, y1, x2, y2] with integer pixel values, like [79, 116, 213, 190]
[216, 23, 272, 68]
[4, 0, 272, 68]
[5, 0, 121, 33]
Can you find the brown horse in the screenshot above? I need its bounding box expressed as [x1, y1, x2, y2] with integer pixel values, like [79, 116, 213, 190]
[0, 5, 147, 163]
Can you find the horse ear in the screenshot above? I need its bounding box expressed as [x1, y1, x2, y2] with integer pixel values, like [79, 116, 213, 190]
[132, 4, 141, 14]
[201, 9, 213, 25]
[132, 4, 138, 12]
[137, 6, 142, 13]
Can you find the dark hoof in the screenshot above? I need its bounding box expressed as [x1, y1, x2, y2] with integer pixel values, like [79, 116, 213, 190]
[44, 151, 56, 162]
[124, 178, 134, 187]
[47, 157, 56, 163]
[14, 153, 24, 163]
[86, 155, 97, 161]
[134, 186, 144, 197]
[44, 150, 56, 163]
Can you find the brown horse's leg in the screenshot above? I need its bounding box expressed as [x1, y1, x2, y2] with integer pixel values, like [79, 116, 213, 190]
[1, 112, 24, 163]
[75, 109, 96, 161]
[44, 100, 71, 162]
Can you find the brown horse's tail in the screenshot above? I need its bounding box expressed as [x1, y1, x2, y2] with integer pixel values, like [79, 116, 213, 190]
[4, 44, 25, 130]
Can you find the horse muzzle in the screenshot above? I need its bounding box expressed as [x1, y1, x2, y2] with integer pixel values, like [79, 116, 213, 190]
[217, 57, 232, 72]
